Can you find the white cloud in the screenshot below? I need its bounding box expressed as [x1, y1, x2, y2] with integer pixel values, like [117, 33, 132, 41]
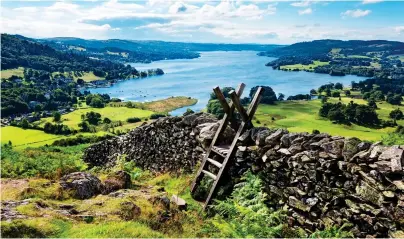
[341, 9, 371, 18]
[362, 0, 383, 4]
[1, 0, 402, 44]
[298, 8, 312, 15]
[291, 1, 311, 7]
[395, 26, 404, 34]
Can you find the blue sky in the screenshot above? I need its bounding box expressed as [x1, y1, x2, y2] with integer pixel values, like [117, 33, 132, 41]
[1, 0, 403, 44]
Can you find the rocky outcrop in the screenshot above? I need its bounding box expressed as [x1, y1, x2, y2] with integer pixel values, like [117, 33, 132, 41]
[83, 114, 403, 237]
[60, 172, 104, 199]
[84, 113, 232, 172]
[103, 171, 132, 194]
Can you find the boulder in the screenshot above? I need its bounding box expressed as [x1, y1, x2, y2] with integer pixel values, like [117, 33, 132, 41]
[171, 195, 187, 210]
[103, 170, 132, 194]
[60, 172, 103, 199]
[119, 201, 141, 220]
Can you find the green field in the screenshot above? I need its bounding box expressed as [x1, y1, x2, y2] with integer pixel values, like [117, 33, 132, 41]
[280, 61, 330, 71]
[40, 107, 154, 130]
[347, 55, 371, 59]
[255, 98, 399, 141]
[1, 67, 24, 79]
[0, 126, 106, 149]
[52, 71, 104, 82]
[109, 96, 198, 113]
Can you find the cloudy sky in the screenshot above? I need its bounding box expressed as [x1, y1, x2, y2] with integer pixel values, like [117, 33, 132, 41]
[1, 0, 403, 44]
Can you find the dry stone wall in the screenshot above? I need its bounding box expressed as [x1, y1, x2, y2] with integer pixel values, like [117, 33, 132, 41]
[83, 113, 404, 237]
[84, 113, 233, 172]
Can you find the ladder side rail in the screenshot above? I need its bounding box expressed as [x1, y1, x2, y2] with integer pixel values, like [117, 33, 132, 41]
[190, 83, 245, 193]
[203, 87, 265, 209]
[213, 87, 231, 115]
[229, 90, 249, 122]
[246, 87, 264, 121]
[203, 120, 248, 209]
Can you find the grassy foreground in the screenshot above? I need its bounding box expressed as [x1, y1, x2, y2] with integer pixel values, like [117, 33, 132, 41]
[255, 97, 399, 142]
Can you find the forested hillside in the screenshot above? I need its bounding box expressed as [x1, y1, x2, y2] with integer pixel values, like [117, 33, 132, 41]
[1, 34, 137, 78]
[261, 39, 404, 78]
[259, 39, 404, 58]
[39, 37, 280, 63]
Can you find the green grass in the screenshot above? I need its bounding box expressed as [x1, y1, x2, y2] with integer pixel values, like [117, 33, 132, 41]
[255, 98, 397, 141]
[347, 55, 371, 59]
[40, 107, 154, 130]
[109, 96, 198, 113]
[1, 67, 25, 79]
[0, 126, 105, 149]
[280, 61, 329, 71]
[52, 71, 104, 82]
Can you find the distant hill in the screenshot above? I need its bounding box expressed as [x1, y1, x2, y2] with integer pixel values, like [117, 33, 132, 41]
[39, 37, 281, 63]
[1, 34, 137, 79]
[259, 39, 404, 58]
[261, 39, 404, 78]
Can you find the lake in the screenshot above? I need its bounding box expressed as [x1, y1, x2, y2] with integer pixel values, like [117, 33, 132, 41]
[88, 51, 366, 115]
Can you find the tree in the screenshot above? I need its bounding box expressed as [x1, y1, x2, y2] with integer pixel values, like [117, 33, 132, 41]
[331, 91, 340, 98]
[310, 89, 317, 95]
[90, 97, 105, 108]
[335, 82, 343, 90]
[386, 94, 402, 105]
[53, 111, 61, 122]
[78, 121, 90, 132]
[368, 100, 377, 109]
[278, 93, 285, 101]
[354, 105, 379, 126]
[345, 90, 351, 97]
[321, 96, 328, 104]
[77, 78, 85, 85]
[21, 119, 30, 129]
[85, 111, 101, 125]
[325, 89, 331, 97]
[390, 109, 403, 120]
[103, 117, 112, 124]
[250, 86, 276, 104]
[328, 108, 346, 123]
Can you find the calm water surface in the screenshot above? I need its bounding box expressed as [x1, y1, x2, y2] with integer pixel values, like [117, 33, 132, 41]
[89, 51, 366, 115]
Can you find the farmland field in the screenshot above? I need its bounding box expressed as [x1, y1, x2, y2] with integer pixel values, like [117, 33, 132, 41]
[1, 67, 24, 79]
[0, 126, 106, 149]
[254, 97, 400, 141]
[279, 61, 330, 71]
[39, 107, 154, 130]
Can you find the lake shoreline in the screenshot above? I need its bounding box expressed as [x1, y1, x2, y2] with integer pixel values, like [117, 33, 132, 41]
[87, 51, 367, 116]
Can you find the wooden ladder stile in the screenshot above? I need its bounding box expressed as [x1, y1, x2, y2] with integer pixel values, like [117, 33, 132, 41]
[190, 84, 264, 210]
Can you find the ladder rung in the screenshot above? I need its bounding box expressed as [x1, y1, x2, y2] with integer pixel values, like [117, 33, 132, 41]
[206, 157, 223, 168]
[202, 170, 217, 180]
[211, 145, 230, 158]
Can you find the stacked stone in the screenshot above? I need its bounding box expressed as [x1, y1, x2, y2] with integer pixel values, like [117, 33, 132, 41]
[233, 128, 404, 238]
[84, 113, 222, 173]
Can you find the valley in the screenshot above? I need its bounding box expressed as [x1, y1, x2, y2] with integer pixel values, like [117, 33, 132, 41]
[1, 32, 404, 238]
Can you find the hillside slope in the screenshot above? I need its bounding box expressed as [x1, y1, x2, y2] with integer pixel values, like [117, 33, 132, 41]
[39, 37, 281, 63]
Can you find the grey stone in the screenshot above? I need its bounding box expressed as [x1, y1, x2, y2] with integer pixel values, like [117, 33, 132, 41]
[60, 172, 103, 199]
[171, 195, 187, 210]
